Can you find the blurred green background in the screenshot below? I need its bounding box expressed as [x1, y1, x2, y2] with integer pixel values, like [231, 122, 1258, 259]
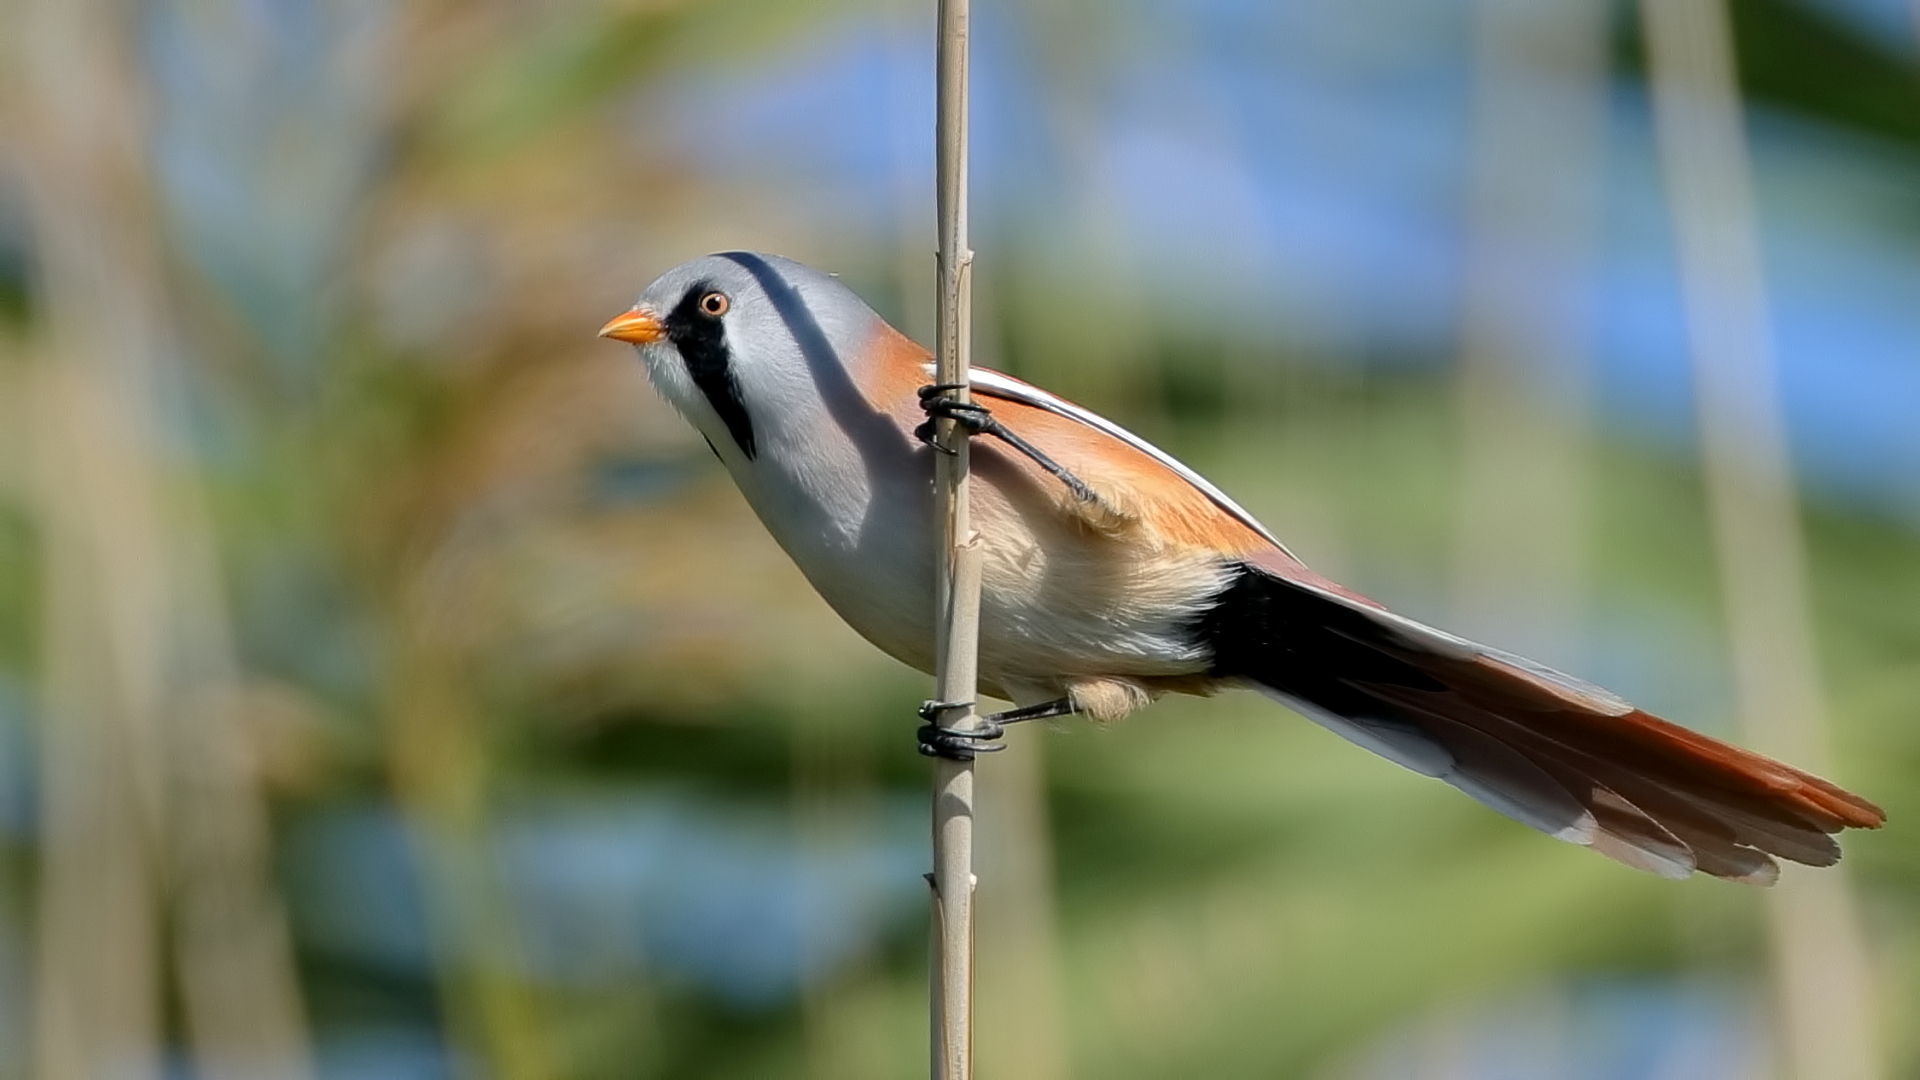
[0, 0, 1915, 1077]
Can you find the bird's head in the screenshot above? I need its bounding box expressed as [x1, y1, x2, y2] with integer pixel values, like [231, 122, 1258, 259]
[600, 251, 886, 464]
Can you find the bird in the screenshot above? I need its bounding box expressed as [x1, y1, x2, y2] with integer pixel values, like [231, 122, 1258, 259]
[600, 250, 1883, 885]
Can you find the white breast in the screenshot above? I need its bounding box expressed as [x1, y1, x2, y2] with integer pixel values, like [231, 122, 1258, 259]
[721, 410, 1221, 699]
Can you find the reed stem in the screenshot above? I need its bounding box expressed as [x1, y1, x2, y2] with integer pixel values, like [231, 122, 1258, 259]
[929, 0, 981, 1076]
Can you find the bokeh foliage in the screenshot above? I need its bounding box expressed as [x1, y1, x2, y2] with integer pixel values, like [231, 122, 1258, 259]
[0, 1, 1915, 1078]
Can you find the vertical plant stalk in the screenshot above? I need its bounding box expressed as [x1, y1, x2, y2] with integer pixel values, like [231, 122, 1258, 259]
[1640, 3, 1882, 1079]
[385, 618, 556, 1080]
[1450, 0, 1609, 657]
[10, 2, 313, 1079]
[929, 0, 982, 1077]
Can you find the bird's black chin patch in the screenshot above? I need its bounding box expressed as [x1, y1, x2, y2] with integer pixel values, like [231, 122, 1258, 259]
[664, 279, 757, 460]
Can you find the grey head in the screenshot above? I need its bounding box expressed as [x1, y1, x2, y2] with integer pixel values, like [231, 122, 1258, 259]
[606, 251, 892, 464]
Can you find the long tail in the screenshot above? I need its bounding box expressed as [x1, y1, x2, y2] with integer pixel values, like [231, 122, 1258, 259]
[1195, 561, 1885, 884]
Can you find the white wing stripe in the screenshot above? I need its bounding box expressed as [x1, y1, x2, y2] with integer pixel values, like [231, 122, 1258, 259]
[958, 367, 1297, 558]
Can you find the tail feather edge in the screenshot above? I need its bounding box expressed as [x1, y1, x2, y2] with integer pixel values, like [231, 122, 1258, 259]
[1198, 562, 1884, 884]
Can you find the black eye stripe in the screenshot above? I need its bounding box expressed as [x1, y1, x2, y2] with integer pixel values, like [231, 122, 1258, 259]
[663, 280, 756, 460]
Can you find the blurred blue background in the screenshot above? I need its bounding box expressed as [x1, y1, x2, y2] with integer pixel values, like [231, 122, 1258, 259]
[0, 0, 1913, 1077]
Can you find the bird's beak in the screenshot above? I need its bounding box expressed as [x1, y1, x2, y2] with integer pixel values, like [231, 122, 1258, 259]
[599, 308, 665, 344]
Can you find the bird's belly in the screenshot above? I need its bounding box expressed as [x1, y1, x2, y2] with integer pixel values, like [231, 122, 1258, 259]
[742, 467, 1221, 696]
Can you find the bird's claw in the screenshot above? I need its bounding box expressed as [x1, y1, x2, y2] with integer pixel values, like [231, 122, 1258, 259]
[916, 699, 1005, 761]
[917, 722, 1007, 760]
[918, 699, 972, 722]
[914, 384, 995, 453]
[917, 383, 968, 408]
[914, 383, 1109, 508]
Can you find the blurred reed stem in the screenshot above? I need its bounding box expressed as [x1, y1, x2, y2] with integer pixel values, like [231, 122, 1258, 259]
[1640, 2, 1882, 1077]
[1449, 0, 1609, 663]
[0, 341, 22, 1080]
[9, 2, 313, 1078]
[385, 603, 559, 1080]
[27, 356, 166, 1080]
[794, 692, 886, 1080]
[1010, 0, 1158, 427]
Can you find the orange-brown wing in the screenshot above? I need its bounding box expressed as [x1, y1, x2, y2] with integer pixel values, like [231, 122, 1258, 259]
[856, 324, 1292, 555]
[960, 368, 1394, 610]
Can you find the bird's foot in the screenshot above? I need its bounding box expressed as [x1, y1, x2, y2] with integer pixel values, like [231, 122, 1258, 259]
[915, 697, 1079, 761]
[913, 383, 995, 451]
[917, 700, 1004, 761]
[914, 384, 1109, 508]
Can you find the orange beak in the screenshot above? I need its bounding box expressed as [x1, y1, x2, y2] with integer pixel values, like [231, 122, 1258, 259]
[599, 308, 665, 344]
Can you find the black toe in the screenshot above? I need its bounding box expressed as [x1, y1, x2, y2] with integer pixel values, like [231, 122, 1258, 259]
[917, 723, 1006, 761]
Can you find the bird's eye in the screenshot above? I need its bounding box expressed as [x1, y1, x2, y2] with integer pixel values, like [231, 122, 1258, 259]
[699, 292, 729, 316]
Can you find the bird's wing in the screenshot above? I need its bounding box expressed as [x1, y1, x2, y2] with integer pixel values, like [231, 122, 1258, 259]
[966, 367, 1299, 559]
